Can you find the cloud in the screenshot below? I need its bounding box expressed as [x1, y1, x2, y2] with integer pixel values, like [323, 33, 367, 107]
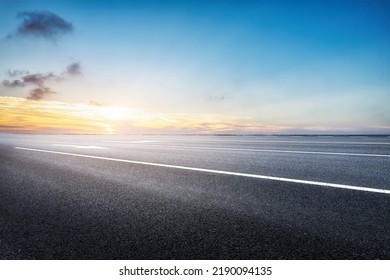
[26, 87, 56, 101]
[23, 73, 57, 86]
[2, 62, 81, 101]
[2, 73, 57, 88]
[2, 79, 25, 88]
[7, 69, 30, 77]
[88, 100, 105, 106]
[0, 96, 115, 134]
[10, 10, 73, 41]
[207, 92, 232, 102]
[65, 62, 81, 76]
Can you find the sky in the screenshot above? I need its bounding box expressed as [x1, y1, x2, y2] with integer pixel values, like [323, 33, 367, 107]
[0, 0, 389, 134]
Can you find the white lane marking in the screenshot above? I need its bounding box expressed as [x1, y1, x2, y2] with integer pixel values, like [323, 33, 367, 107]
[14, 146, 390, 195]
[192, 139, 390, 145]
[118, 144, 390, 158]
[102, 140, 161, 144]
[52, 144, 109, 149]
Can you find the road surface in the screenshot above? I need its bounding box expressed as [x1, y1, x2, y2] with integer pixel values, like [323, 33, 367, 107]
[1, 134, 389, 259]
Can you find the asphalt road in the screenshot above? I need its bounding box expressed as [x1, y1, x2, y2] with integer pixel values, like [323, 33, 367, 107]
[1, 134, 390, 259]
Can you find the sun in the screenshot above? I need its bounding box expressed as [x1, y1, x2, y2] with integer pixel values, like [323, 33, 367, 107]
[99, 106, 128, 121]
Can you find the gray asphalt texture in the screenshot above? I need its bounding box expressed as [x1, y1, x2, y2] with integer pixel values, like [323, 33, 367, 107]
[1, 134, 390, 259]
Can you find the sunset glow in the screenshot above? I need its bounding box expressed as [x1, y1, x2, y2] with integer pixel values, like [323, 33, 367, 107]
[0, 1, 389, 134]
[0, 96, 299, 134]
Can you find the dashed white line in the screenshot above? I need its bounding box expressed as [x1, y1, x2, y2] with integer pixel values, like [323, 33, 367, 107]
[102, 140, 160, 144]
[52, 144, 109, 149]
[14, 146, 390, 195]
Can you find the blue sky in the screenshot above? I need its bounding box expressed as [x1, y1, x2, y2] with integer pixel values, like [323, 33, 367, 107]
[1, 0, 389, 134]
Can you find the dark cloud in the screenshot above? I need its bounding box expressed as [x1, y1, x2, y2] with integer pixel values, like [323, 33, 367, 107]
[26, 87, 56, 101]
[65, 62, 81, 76]
[2, 73, 57, 88]
[2, 62, 81, 101]
[2, 79, 25, 88]
[5, 73, 58, 101]
[13, 11, 73, 40]
[23, 73, 57, 87]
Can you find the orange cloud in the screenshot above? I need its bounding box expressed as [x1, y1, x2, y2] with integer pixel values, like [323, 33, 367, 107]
[0, 96, 294, 134]
[0, 96, 113, 134]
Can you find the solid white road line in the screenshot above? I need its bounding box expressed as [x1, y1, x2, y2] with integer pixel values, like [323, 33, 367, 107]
[52, 144, 109, 149]
[180, 139, 390, 145]
[102, 140, 160, 144]
[103, 144, 390, 158]
[14, 146, 390, 195]
[102, 139, 390, 145]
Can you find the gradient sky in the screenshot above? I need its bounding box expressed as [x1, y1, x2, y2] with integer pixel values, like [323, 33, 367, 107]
[1, 0, 389, 134]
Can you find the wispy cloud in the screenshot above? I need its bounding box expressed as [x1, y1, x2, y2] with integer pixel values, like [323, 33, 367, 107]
[65, 62, 81, 77]
[3, 73, 58, 100]
[2, 80, 25, 88]
[7, 69, 30, 77]
[24, 73, 57, 87]
[0, 96, 280, 134]
[88, 100, 106, 106]
[0, 96, 113, 134]
[207, 92, 232, 102]
[2, 11, 77, 100]
[26, 87, 56, 101]
[7, 10, 73, 41]
[1, 97, 388, 135]
[2, 63, 82, 101]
